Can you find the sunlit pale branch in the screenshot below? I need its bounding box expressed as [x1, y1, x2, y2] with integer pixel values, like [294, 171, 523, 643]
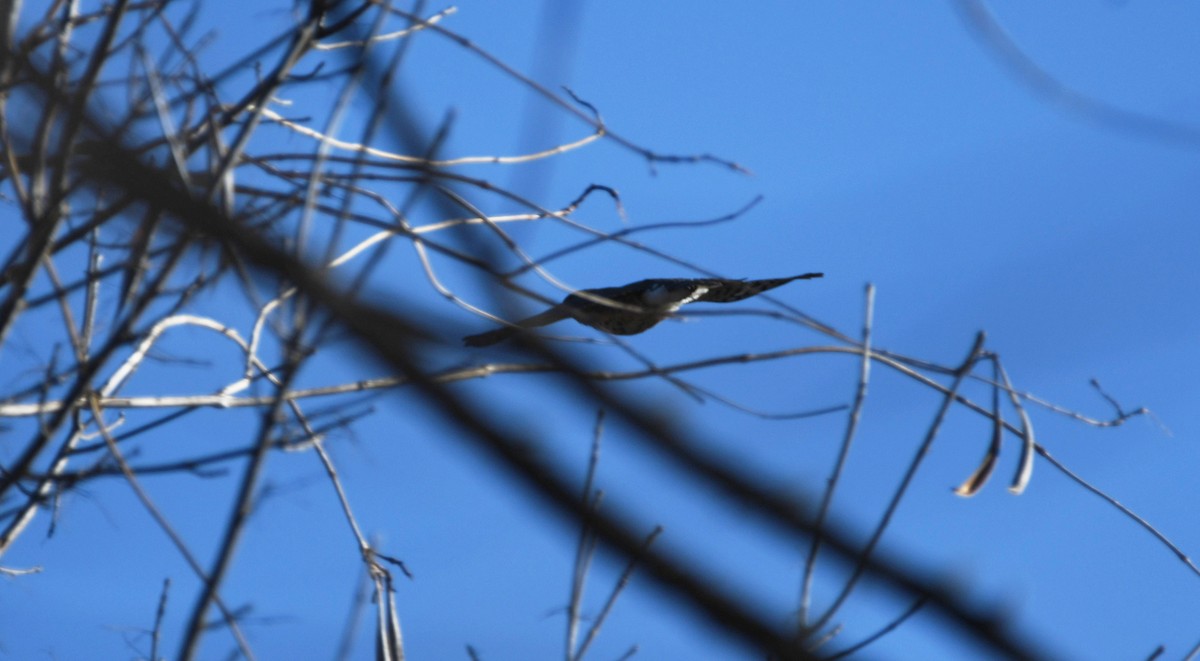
[0, 564, 43, 576]
[373, 571, 406, 661]
[314, 5, 458, 51]
[254, 104, 605, 166]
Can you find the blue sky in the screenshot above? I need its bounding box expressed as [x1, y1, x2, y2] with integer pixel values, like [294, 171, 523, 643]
[3, 2, 1199, 660]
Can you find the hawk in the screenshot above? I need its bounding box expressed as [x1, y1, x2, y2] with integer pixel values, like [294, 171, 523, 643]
[463, 273, 823, 347]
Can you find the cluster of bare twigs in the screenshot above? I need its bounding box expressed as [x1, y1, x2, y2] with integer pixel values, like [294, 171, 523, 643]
[0, 2, 1179, 660]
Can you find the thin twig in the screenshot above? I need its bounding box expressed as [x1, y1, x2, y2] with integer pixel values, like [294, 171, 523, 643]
[800, 283, 874, 629]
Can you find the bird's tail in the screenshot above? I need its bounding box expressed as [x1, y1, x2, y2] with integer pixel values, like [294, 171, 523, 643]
[463, 307, 569, 347]
[463, 326, 519, 347]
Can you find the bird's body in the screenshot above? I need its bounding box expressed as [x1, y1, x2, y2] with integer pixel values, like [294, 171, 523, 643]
[464, 273, 822, 347]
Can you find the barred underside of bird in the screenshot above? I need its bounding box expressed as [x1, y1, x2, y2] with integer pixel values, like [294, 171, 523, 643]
[463, 272, 823, 347]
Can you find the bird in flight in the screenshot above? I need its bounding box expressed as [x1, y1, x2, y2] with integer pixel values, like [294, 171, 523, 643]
[463, 273, 823, 347]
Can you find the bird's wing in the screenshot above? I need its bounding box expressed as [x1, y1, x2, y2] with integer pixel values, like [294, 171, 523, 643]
[462, 306, 571, 347]
[697, 273, 823, 303]
[653, 280, 714, 308]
